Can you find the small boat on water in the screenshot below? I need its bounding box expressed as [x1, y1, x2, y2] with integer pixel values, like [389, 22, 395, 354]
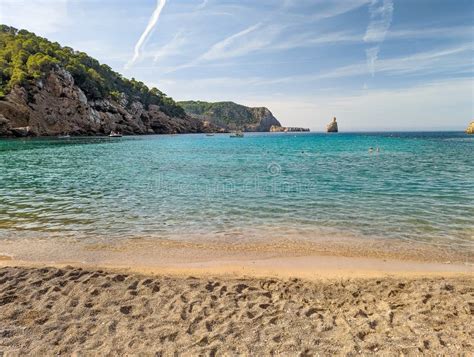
[109, 131, 123, 137]
[57, 134, 70, 139]
[206, 133, 215, 136]
[230, 131, 244, 138]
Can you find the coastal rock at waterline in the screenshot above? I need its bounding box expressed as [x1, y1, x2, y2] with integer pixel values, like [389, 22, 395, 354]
[327, 117, 338, 133]
[0, 114, 11, 136]
[466, 121, 474, 134]
[0, 68, 214, 137]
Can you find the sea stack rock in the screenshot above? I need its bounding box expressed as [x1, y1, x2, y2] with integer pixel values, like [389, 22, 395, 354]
[327, 117, 338, 133]
[466, 121, 474, 134]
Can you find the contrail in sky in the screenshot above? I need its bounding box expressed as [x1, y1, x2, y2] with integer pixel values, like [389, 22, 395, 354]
[126, 0, 167, 69]
[364, 0, 394, 76]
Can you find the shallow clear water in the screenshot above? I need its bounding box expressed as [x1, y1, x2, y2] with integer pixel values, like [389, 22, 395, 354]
[1, 132, 473, 249]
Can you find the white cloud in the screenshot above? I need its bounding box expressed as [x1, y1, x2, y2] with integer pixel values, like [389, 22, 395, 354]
[154, 31, 187, 63]
[313, 0, 371, 20]
[164, 0, 372, 73]
[365, 46, 379, 76]
[196, 0, 209, 10]
[0, 0, 69, 34]
[364, 0, 394, 43]
[164, 22, 283, 72]
[387, 25, 474, 40]
[284, 0, 370, 21]
[272, 31, 361, 51]
[260, 43, 473, 84]
[364, 0, 394, 76]
[126, 0, 167, 69]
[200, 23, 269, 61]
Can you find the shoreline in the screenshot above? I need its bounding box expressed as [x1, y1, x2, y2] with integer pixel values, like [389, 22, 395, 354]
[1, 255, 472, 281]
[1, 235, 472, 280]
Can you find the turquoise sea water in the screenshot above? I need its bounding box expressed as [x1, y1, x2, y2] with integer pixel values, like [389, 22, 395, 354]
[0, 132, 473, 250]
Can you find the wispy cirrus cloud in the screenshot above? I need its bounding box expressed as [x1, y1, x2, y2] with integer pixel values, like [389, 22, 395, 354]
[154, 31, 187, 62]
[196, 0, 209, 10]
[200, 23, 276, 61]
[153, 42, 472, 101]
[273, 31, 361, 51]
[126, 0, 167, 69]
[163, 0, 373, 73]
[164, 22, 282, 72]
[283, 0, 370, 21]
[241, 43, 473, 85]
[364, 0, 394, 76]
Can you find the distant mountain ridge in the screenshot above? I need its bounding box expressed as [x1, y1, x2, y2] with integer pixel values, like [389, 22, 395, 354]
[178, 100, 281, 132]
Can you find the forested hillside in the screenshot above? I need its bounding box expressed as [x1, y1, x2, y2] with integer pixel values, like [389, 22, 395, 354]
[0, 25, 184, 117]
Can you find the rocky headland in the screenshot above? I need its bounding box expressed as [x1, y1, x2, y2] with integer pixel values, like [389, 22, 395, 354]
[178, 100, 282, 132]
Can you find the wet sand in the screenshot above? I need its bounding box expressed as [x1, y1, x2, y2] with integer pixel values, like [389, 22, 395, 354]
[0, 234, 473, 277]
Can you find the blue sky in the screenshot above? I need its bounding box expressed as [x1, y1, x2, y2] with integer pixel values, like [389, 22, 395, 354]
[1, 0, 473, 130]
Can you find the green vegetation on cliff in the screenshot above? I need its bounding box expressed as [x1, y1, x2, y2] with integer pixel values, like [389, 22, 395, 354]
[0, 25, 184, 117]
[178, 100, 281, 131]
[178, 101, 252, 126]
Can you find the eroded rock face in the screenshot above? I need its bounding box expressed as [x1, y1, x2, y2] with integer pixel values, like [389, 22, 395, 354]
[0, 68, 213, 137]
[327, 117, 338, 133]
[247, 107, 281, 132]
[466, 121, 474, 134]
[0, 114, 12, 136]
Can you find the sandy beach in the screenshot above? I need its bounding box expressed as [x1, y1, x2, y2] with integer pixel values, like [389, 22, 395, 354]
[0, 265, 473, 355]
[1, 0, 473, 354]
[0, 235, 473, 355]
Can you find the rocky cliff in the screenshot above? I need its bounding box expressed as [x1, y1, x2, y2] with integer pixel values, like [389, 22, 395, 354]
[0, 68, 216, 137]
[0, 25, 218, 137]
[178, 101, 281, 132]
[466, 121, 474, 134]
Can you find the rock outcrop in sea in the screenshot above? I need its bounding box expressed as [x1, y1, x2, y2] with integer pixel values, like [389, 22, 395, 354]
[269, 125, 309, 132]
[466, 121, 474, 134]
[178, 101, 282, 132]
[326, 117, 338, 133]
[0, 68, 215, 137]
